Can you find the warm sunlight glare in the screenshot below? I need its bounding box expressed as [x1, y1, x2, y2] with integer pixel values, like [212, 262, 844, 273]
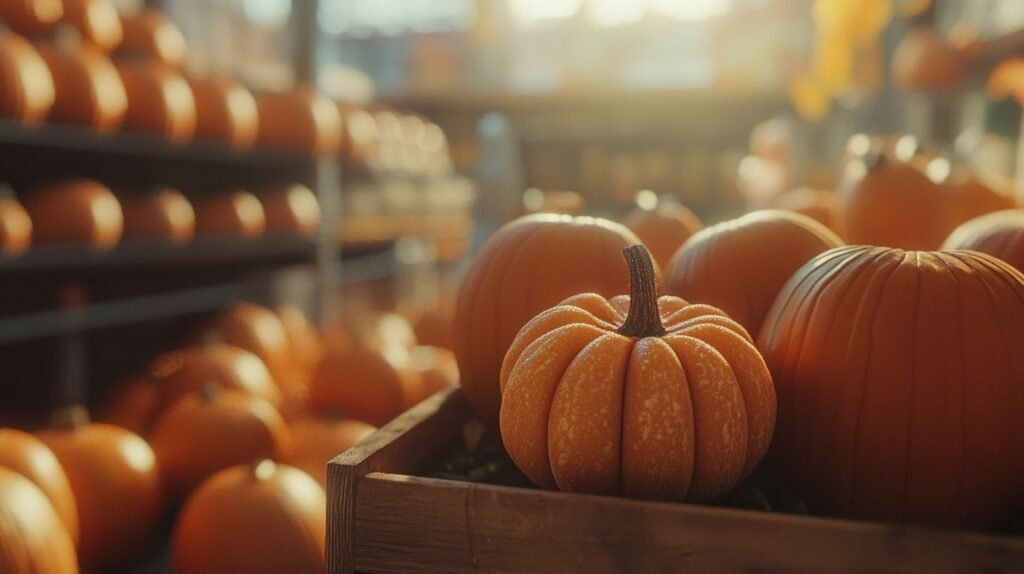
[511, 0, 732, 26]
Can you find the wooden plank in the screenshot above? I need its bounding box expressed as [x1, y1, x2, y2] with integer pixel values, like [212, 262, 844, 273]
[352, 473, 1024, 574]
[326, 388, 469, 574]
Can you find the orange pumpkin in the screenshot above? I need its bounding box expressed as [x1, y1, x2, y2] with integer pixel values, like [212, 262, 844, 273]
[0, 0, 63, 33]
[151, 386, 289, 499]
[37, 42, 126, 132]
[838, 154, 949, 250]
[151, 340, 282, 412]
[192, 189, 266, 238]
[891, 26, 964, 91]
[275, 305, 322, 387]
[0, 188, 32, 256]
[769, 187, 842, 236]
[945, 172, 1017, 230]
[501, 245, 775, 500]
[205, 302, 293, 389]
[412, 308, 453, 350]
[23, 179, 123, 250]
[256, 85, 342, 155]
[115, 8, 186, 67]
[943, 209, 1024, 273]
[282, 417, 374, 488]
[38, 407, 161, 574]
[759, 246, 1024, 528]
[260, 183, 321, 237]
[622, 200, 703, 269]
[0, 428, 79, 543]
[116, 60, 196, 141]
[171, 460, 325, 574]
[0, 32, 55, 123]
[61, 0, 122, 53]
[187, 75, 259, 149]
[664, 210, 842, 338]
[309, 343, 418, 426]
[453, 214, 643, 426]
[97, 376, 161, 436]
[118, 187, 195, 243]
[0, 467, 79, 574]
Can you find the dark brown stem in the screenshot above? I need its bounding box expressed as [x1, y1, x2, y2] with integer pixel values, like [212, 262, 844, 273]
[617, 245, 666, 338]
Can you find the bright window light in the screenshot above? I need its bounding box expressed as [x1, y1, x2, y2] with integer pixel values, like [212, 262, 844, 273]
[652, 0, 732, 22]
[588, 0, 645, 27]
[510, 0, 584, 24]
[241, 0, 292, 26]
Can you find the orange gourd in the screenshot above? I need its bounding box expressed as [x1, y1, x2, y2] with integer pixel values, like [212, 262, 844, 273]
[118, 187, 195, 243]
[453, 214, 643, 427]
[0, 428, 79, 543]
[282, 417, 374, 488]
[171, 460, 325, 574]
[664, 210, 842, 338]
[23, 179, 123, 250]
[943, 209, 1024, 273]
[622, 200, 703, 269]
[37, 42, 126, 132]
[115, 8, 187, 67]
[116, 60, 196, 141]
[260, 183, 321, 237]
[205, 302, 293, 389]
[0, 32, 55, 123]
[838, 154, 949, 250]
[256, 85, 341, 155]
[38, 407, 161, 574]
[98, 376, 161, 436]
[192, 189, 266, 238]
[945, 172, 1017, 230]
[187, 75, 259, 149]
[0, 467, 79, 574]
[61, 0, 122, 53]
[769, 187, 842, 236]
[309, 343, 418, 427]
[501, 245, 775, 500]
[758, 246, 1024, 529]
[0, 0, 63, 33]
[0, 188, 32, 256]
[151, 386, 289, 499]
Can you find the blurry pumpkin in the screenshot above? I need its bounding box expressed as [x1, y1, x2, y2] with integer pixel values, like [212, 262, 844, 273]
[186, 75, 258, 149]
[453, 214, 642, 427]
[736, 155, 790, 210]
[37, 42, 126, 131]
[61, 0, 121, 52]
[407, 345, 458, 406]
[943, 209, 1024, 273]
[0, 428, 79, 543]
[260, 183, 321, 237]
[501, 245, 774, 500]
[0, 467, 79, 574]
[0, 32, 55, 123]
[23, 179, 123, 251]
[275, 305, 322, 387]
[171, 460, 325, 574]
[192, 189, 266, 238]
[97, 376, 160, 436]
[151, 386, 289, 499]
[0, 0, 63, 33]
[118, 187, 195, 243]
[891, 26, 964, 91]
[412, 308, 453, 350]
[115, 8, 186, 67]
[282, 417, 374, 488]
[665, 210, 842, 338]
[359, 311, 417, 354]
[0, 188, 32, 256]
[944, 171, 1017, 229]
[309, 343, 417, 427]
[759, 246, 1024, 529]
[769, 187, 842, 236]
[838, 153, 949, 250]
[338, 104, 378, 165]
[116, 60, 196, 141]
[205, 302, 293, 389]
[38, 407, 161, 574]
[622, 194, 703, 269]
[256, 85, 341, 155]
[151, 340, 282, 413]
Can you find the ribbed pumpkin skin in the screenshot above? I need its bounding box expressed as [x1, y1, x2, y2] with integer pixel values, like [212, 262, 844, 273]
[453, 214, 643, 427]
[943, 209, 1024, 273]
[757, 246, 1024, 529]
[0, 429, 79, 544]
[500, 292, 775, 501]
[0, 467, 79, 574]
[622, 204, 703, 269]
[664, 210, 842, 339]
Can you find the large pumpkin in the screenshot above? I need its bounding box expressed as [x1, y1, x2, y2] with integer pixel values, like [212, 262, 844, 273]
[453, 214, 642, 426]
[664, 210, 842, 338]
[118, 187, 195, 243]
[192, 189, 266, 238]
[150, 340, 282, 412]
[943, 209, 1024, 273]
[37, 42, 126, 132]
[0, 189, 32, 256]
[282, 417, 374, 488]
[622, 200, 703, 270]
[187, 75, 259, 149]
[256, 85, 341, 155]
[172, 460, 326, 574]
[0, 32, 55, 123]
[151, 386, 289, 499]
[38, 407, 162, 574]
[0, 428, 79, 543]
[757, 245, 1024, 529]
[0, 467, 79, 574]
[23, 179, 123, 251]
[501, 245, 775, 500]
[838, 154, 949, 249]
[116, 60, 196, 141]
[260, 183, 321, 237]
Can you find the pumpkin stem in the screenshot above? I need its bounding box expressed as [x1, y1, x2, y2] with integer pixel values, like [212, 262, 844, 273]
[50, 405, 90, 430]
[617, 245, 666, 338]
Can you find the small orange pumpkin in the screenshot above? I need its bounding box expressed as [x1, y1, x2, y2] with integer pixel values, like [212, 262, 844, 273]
[0, 188, 32, 256]
[0, 467, 79, 574]
[115, 8, 186, 67]
[151, 386, 289, 499]
[309, 343, 416, 426]
[97, 375, 161, 436]
[116, 60, 196, 141]
[0, 0, 63, 34]
[23, 179, 123, 251]
[0, 32, 55, 123]
[37, 42, 127, 132]
[945, 172, 1017, 230]
[0, 428, 79, 543]
[256, 85, 341, 155]
[501, 245, 775, 500]
[118, 187, 195, 244]
[412, 308, 453, 350]
[187, 75, 259, 149]
[943, 209, 1024, 273]
[622, 198, 703, 269]
[151, 340, 282, 413]
[192, 189, 266, 238]
[282, 417, 374, 488]
[172, 460, 326, 574]
[260, 183, 321, 237]
[275, 305, 322, 387]
[769, 187, 842, 236]
[62, 0, 122, 52]
[204, 302, 293, 389]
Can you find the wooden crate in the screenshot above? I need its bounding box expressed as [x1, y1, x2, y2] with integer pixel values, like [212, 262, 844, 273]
[327, 388, 1024, 573]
